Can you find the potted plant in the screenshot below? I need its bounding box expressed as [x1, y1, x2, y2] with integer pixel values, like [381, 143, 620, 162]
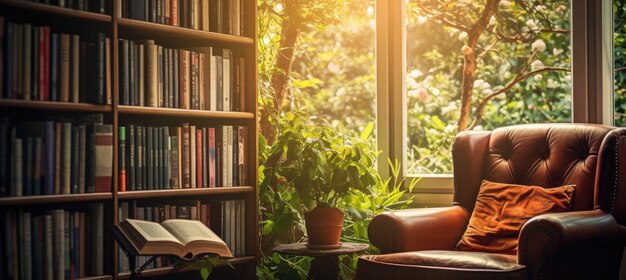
[260, 111, 378, 248]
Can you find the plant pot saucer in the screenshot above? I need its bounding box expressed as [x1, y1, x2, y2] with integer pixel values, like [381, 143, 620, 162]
[306, 242, 342, 250]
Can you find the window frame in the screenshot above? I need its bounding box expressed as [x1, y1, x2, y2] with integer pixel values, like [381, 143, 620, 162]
[376, 0, 614, 204]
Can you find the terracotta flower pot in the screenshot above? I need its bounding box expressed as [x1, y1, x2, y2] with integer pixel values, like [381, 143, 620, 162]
[304, 206, 344, 246]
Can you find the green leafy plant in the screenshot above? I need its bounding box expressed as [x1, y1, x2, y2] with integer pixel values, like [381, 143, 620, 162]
[260, 111, 378, 211]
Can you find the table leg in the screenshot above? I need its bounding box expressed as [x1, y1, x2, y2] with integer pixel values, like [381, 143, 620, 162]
[307, 256, 340, 280]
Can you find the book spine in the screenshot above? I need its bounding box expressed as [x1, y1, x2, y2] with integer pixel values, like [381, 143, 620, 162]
[182, 123, 190, 188]
[94, 124, 113, 193]
[170, 132, 179, 188]
[70, 35, 80, 103]
[171, 0, 178, 26]
[52, 210, 64, 280]
[216, 51, 223, 111]
[97, 33, 105, 104]
[61, 123, 71, 194]
[31, 27, 39, 101]
[24, 138, 33, 196]
[0, 118, 8, 195]
[4, 23, 11, 99]
[44, 26, 50, 101]
[147, 127, 153, 189]
[129, 41, 136, 106]
[119, 126, 126, 192]
[168, 49, 174, 108]
[163, 127, 170, 189]
[38, 26, 45, 100]
[145, 41, 157, 107]
[92, 204, 103, 275]
[129, 124, 135, 191]
[223, 49, 231, 112]
[202, 127, 207, 188]
[190, 52, 199, 109]
[23, 24, 32, 101]
[121, 39, 129, 105]
[50, 32, 58, 102]
[59, 34, 70, 102]
[190, 125, 196, 188]
[44, 214, 53, 279]
[54, 123, 61, 194]
[196, 128, 203, 188]
[157, 46, 163, 108]
[34, 138, 43, 195]
[105, 37, 112, 105]
[138, 44, 145, 106]
[85, 124, 96, 193]
[71, 125, 79, 194]
[208, 127, 215, 187]
[78, 125, 86, 194]
[136, 126, 144, 190]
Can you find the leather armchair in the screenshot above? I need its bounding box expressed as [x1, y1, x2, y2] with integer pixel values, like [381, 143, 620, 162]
[356, 124, 626, 280]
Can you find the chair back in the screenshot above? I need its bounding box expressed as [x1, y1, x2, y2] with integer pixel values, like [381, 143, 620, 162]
[452, 124, 617, 213]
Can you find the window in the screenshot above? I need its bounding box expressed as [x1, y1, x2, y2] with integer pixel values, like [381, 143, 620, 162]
[377, 0, 612, 206]
[616, 0, 626, 126]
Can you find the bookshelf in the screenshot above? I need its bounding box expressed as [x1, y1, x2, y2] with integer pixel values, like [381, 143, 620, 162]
[0, 0, 258, 279]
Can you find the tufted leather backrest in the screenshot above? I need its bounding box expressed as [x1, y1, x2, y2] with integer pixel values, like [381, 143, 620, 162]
[453, 124, 614, 212]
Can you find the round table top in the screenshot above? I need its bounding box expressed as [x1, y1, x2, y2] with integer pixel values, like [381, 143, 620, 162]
[273, 242, 369, 257]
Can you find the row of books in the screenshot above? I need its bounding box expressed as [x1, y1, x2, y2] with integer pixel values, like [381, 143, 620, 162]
[0, 116, 113, 197]
[117, 200, 245, 271]
[121, 0, 244, 36]
[0, 17, 111, 104]
[118, 39, 245, 111]
[21, 0, 107, 14]
[0, 204, 104, 280]
[118, 124, 248, 191]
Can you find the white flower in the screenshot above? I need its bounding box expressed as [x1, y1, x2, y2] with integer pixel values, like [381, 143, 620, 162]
[483, 89, 493, 95]
[552, 48, 563, 56]
[409, 69, 423, 79]
[444, 124, 456, 133]
[535, 5, 546, 13]
[417, 16, 428, 25]
[473, 79, 485, 88]
[336, 87, 346, 96]
[494, 92, 506, 99]
[547, 79, 559, 88]
[489, 16, 496, 26]
[367, 6, 374, 16]
[531, 60, 544, 70]
[441, 102, 458, 115]
[459, 0, 471, 4]
[564, 75, 572, 81]
[458, 32, 468, 41]
[274, 3, 284, 13]
[534, 74, 543, 81]
[499, 0, 512, 8]
[531, 39, 546, 52]
[526, 19, 538, 31]
[473, 125, 484, 131]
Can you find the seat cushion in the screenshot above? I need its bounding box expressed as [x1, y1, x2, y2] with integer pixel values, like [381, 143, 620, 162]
[356, 250, 527, 280]
[456, 180, 575, 255]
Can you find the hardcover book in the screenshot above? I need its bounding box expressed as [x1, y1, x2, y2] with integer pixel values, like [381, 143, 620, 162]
[116, 218, 232, 258]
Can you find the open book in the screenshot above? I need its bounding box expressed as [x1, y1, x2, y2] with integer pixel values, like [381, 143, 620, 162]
[117, 219, 233, 258]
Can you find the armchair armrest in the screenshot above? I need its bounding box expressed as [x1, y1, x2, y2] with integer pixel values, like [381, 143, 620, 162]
[518, 209, 621, 279]
[368, 206, 470, 254]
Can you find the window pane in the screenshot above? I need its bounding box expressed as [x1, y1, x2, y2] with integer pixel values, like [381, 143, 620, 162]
[405, 0, 572, 175]
[616, 0, 626, 126]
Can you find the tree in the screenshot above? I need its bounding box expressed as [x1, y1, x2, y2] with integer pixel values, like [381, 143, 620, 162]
[414, 0, 570, 131]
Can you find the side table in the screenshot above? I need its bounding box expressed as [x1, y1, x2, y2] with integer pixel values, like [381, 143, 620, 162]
[273, 242, 369, 280]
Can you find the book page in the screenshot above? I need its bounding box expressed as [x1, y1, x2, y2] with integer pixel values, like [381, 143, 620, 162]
[161, 219, 232, 257]
[126, 219, 180, 242]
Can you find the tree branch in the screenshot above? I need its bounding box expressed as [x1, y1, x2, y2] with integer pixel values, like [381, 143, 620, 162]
[467, 66, 570, 129]
[416, 1, 471, 32]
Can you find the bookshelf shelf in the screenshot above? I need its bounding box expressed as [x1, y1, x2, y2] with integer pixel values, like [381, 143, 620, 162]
[116, 256, 256, 280]
[0, 192, 113, 206]
[77, 275, 114, 280]
[118, 105, 254, 119]
[117, 18, 254, 47]
[0, 99, 113, 112]
[118, 186, 255, 200]
[0, 0, 112, 23]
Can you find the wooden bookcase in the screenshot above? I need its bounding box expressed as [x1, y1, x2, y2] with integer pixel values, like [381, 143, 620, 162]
[0, 0, 259, 279]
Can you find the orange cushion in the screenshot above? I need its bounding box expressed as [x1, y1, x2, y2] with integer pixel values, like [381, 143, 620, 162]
[456, 180, 575, 255]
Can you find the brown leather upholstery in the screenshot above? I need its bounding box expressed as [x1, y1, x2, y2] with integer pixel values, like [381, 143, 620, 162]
[357, 124, 626, 280]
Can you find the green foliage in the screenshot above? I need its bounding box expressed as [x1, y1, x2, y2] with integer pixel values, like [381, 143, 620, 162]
[258, 118, 416, 279]
[260, 111, 378, 211]
[405, 0, 572, 174]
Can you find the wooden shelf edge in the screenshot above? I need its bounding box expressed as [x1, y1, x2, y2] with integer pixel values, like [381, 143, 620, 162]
[117, 105, 254, 119]
[0, 99, 113, 112]
[117, 18, 254, 45]
[77, 275, 113, 280]
[0, 0, 112, 22]
[118, 186, 255, 200]
[116, 256, 256, 279]
[0, 193, 113, 206]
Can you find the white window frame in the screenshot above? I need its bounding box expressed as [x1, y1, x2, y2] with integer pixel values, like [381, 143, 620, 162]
[376, 0, 614, 205]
